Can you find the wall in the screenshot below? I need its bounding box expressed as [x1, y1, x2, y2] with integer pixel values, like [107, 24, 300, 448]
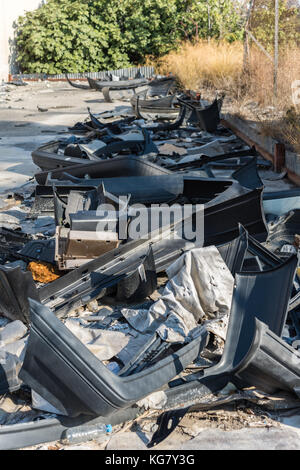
[0, 0, 43, 81]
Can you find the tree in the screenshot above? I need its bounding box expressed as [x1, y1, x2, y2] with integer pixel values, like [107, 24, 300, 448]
[249, 0, 300, 51]
[15, 0, 244, 74]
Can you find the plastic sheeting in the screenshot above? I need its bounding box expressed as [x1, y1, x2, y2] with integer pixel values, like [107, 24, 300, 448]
[122, 246, 234, 343]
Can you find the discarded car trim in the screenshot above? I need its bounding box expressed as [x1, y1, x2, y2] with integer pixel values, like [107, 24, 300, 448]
[35, 155, 171, 185]
[20, 299, 208, 417]
[234, 318, 300, 397]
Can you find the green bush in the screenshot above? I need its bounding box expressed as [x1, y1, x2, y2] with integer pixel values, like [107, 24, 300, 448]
[15, 0, 244, 74]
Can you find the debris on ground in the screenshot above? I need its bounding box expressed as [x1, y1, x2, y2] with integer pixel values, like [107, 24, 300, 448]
[0, 72, 300, 450]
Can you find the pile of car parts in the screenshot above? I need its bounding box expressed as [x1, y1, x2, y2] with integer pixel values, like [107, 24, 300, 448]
[1, 82, 300, 451]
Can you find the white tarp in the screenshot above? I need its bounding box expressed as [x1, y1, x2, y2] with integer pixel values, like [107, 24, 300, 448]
[122, 246, 234, 343]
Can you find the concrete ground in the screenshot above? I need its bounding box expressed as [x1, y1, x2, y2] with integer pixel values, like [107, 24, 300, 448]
[0, 80, 124, 193]
[1, 81, 300, 450]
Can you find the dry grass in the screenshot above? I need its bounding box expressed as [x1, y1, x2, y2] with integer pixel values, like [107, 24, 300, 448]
[259, 109, 300, 154]
[157, 40, 300, 109]
[157, 40, 244, 91]
[247, 47, 300, 109]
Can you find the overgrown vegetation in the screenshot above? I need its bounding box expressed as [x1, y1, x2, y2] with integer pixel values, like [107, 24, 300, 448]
[157, 40, 244, 91]
[15, 0, 244, 74]
[158, 39, 300, 107]
[157, 38, 300, 153]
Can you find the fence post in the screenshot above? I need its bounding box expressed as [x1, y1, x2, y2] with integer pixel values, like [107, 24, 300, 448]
[274, 0, 279, 98]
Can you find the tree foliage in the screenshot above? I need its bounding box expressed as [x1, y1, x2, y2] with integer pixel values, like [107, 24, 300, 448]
[249, 0, 300, 52]
[16, 0, 244, 74]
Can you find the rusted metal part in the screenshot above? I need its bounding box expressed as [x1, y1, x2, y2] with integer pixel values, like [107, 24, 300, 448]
[55, 227, 120, 271]
[273, 143, 286, 172]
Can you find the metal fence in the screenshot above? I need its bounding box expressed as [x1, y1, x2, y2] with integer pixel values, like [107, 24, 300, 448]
[243, 0, 299, 98]
[11, 65, 155, 81]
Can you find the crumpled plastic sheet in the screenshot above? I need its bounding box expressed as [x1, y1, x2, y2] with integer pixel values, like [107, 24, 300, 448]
[0, 320, 28, 358]
[122, 246, 234, 343]
[64, 318, 130, 361]
[64, 316, 156, 365]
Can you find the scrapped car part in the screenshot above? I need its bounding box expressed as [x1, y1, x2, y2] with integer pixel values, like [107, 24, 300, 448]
[40, 178, 268, 246]
[178, 97, 221, 132]
[87, 76, 149, 91]
[115, 247, 157, 303]
[146, 254, 298, 447]
[32, 175, 184, 213]
[0, 227, 31, 245]
[0, 236, 173, 321]
[136, 96, 180, 121]
[196, 99, 222, 132]
[144, 77, 175, 98]
[50, 179, 267, 245]
[86, 110, 136, 131]
[203, 185, 268, 245]
[161, 253, 296, 393]
[231, 157, 263, 189]
[263, 189, 300, 217]
[100, 76, 175, 103]
[131, 94, 175, 114]
[32, 174, 231, 213]
[233, 318, 300, 397]
[0, 349, 23, 395]
[118, 334, 166, 377]
[87, 108, 125, 130]
[32, 140, 91, 171]
[217, 225, 248, 275]
[20, 300, 208, 418]
[289, 310, 300, 340]
[35, 155, 171, 185]
[200, 254, 298, 384]
[31, 185, 95, 216]
[0, 404, 144, 450]
[166, 147, 259, 172]
[140, 77, 176, 98]
[0, 373, 225, 450]
[93, 127, 158, 156]
[31, 174, 224, 215]
[0, 182, 267, 321]
[19, 240, 56, 264]
[32, 132, 158, 172]
[55, 226, 120, 270]
[0, 242, 44, 265]
[289, 291, 300, 312]
[247, 233, 281, 268]
[0, 266, 41, 323]
[53, 187, 101, 227]
[142, 105, 187, 132]
[266, 210, 300, 252]
[65, 75, 90, 90]
[207, 157, 272, 171]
